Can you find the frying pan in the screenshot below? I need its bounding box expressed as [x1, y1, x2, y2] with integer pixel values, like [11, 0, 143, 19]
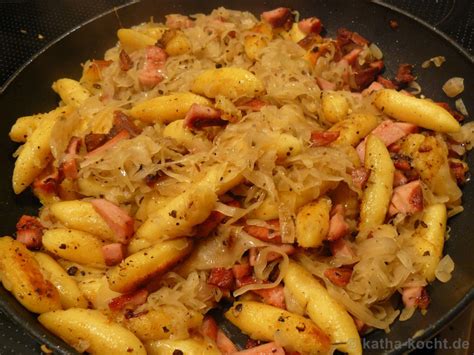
[0, 0, 472, 354]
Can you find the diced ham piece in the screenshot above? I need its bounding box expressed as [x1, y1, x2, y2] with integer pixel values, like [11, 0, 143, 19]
[108, 288, 148, 312]
[184, 104, 227, 129]
[261, 7, 294, 29]
[216, 329, 238, 354]
[310, 131, 340, 147]
[109, 111, 142, 138]
[16, 215, 44, 250]
[90, 198, 134, 243]
[119, 49, 133, 71]
[165, 14, 194, 29]
[236, 276, 286, 309]
[85, 129, 130, 158]
[201, 316, 218, 341]
[329, 238, 356, 259]
[402, 286, 430, 309]
[327, 206, 350, 241]
[244, 220, 281, 243]
[208, 267, 234, 290]
[138, 46, 168, 88]
[388, 180, 424, 216]
[59, 136, 82, 180]
[356, 120, 418, 163]
[393, 170, 408, 187]
[102, 243, 126, 266]
[361, 81, 384, 96]
[324, 267, 353, 287]
[235, 342, 285, 355]
[395, 63, 415, 85]
[298, 17, 322, 34]
[351, 167, 370, 190]
[253, 285, 286, 309]
[316, 77, 336, 91]
[232, 263, 252, 280]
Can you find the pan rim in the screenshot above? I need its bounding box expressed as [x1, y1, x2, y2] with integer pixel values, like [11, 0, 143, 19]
[0, 1, 472, 354]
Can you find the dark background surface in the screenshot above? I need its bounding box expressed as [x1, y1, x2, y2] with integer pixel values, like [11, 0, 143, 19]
[0, 0, 472, 354]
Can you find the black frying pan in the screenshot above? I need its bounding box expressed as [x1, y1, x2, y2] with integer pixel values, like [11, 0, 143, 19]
[0, 1, 472, 354]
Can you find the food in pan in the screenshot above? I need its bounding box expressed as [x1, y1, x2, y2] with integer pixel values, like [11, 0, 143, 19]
[2, 6, 473, 355]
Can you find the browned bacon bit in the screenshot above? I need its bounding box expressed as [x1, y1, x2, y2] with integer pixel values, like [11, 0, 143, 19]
[195, 211, 226, 237]
[33, 169, 60, 196]
[59, 136, 82, 180]
[109, 111, 142, 138]
[336, 27, 353, 47]
[389, 19, 399, 30]
[324, 267, 353, 287]
[395, 63, 415, 85]
[310, 131, 340, 147]
[144, 171, 164, 187]
[108, 288, 148, 312]
[84, 133, 108, 152]
[435, 102, 465, 122]
[244, 220, 281, 243]
[351, 31, 369, 46]
[388, 180, 424, 216]
[119, 49, 133, 71]
[342, 48, 363, 65]
[353, 66, 381, 90]
[208, 267, 234, 290]
[165, 14, 194, 29]
[298, 17, 322, 34]
[377, 75, 398, 89]
[102, 243, 126, 266]
[402, 286, 430, 309]
[297, 33, 322, 50]
[85, 130, 130, 158]
[393, 170, 408, 187]
[393, 156, 412, 171]
[16, 215, 44, 250]
[261, 7, 294, 30]
[351, 167, 370, 190]
[91, 198, 134, 244]
[138, 46, 168, 88]
[449, 159, 469, 185]
[184, 104, 227, 129]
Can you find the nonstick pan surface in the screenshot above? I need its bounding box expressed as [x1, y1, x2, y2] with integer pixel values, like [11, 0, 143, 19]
[0, 1, 472, 354]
